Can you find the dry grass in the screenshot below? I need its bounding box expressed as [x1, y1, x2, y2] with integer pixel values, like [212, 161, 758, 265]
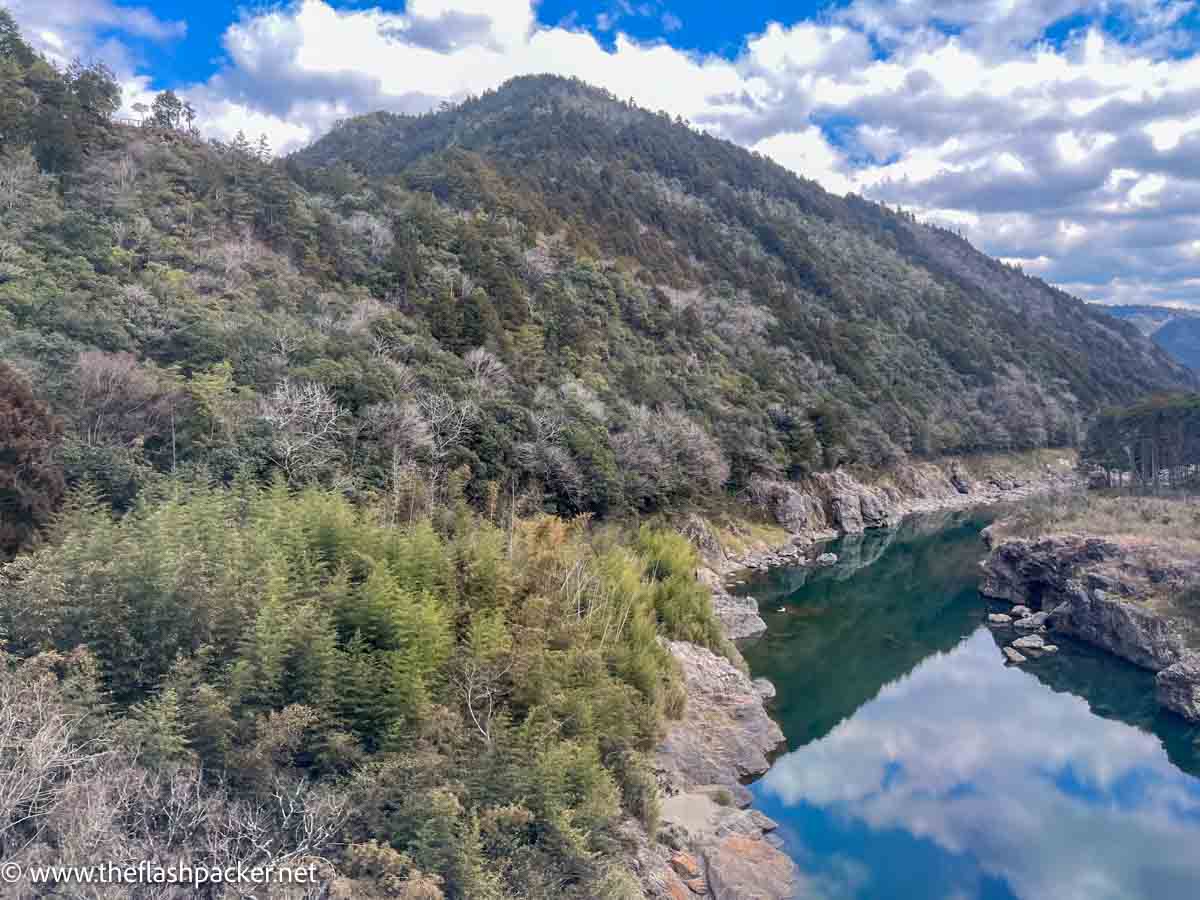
[993, 492, 1200, 555]
[714, 518, 791, 556]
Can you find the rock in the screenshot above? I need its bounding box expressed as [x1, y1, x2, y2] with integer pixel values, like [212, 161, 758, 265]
[988, 613, 1013, 625]
[656, 641, 785, 804]
[751, 677, 777, 701]
[1156, 653, 1200, 721]
[703, 833, 799, 900]
[1053, 582, 1185, 671]
[1013, 611, 1050, 630]
[1010, 605, 1032, 618]
[680, 514, 725, 563]
[769, 485, 826, 533]
[684, 877, 708, 895]
[1012, 634, 1046, 652]
[816, 552, 838, 566]
[1003, 646, 1027, 664]
[709, 590, 768, 641]
[670, 852, 702, 880]
[950, 462, 972, 494]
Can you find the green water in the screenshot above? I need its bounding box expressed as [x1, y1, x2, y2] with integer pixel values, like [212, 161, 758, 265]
[738, 508, 1200, 900]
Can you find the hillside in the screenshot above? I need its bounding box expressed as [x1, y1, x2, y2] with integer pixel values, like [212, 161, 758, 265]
[1098, 304, 1200, 370]
[291, 75, 1194, 466]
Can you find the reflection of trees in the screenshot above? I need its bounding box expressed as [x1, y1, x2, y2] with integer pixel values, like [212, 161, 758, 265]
[740, 510, 994, 748]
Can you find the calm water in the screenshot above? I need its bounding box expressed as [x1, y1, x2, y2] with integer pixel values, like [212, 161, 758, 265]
[737, 509, 1200, 900]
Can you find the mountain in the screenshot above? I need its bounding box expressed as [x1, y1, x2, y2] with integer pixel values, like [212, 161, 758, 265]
[1097, 304, 1200, 370]
[3, 65, 1194, 523]
[291, 75, 1193, 469]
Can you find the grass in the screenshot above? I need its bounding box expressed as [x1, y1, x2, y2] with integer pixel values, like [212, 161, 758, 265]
[991, 491, 1200, 552]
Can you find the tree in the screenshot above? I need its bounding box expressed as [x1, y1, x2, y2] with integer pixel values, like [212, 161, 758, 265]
[151, 89, 184, 130]
[260, 379, 346, 483]
[0, 362, 65, 557]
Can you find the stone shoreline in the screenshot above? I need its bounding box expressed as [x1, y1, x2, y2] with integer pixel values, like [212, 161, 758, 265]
[981, 532, 1200, 720]
[630, 457, 1080, 899]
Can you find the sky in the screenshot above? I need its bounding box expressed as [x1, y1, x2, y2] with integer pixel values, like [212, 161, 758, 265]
[9, 0, 1200, 309]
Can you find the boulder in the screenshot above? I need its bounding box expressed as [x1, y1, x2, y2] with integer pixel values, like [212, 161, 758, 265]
[1003, 647, 1027, 664]
[703, 834, 799, 900]
[1010, 605, 1032, 618]
[679, 514, 725, 562]
[710, 591, 768, 641]
[988, 613, 1013, 625]
[1013, 611, 1050, 630]
[816, 552, 838, 566]
[1156, 653, 1200, 721]
[752, 677, 777, 701]
[1012, 634, 1046, 652]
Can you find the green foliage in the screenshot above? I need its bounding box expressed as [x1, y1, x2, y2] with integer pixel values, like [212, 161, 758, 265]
[0, 480, 721, 896]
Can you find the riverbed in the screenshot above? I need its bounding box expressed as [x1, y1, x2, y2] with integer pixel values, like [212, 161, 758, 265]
[736, 508, 1200, 900]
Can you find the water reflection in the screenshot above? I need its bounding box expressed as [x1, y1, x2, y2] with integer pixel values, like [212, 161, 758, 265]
[742, 512, 1200, 900]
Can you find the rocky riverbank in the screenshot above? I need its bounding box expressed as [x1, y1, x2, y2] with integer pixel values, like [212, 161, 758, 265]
[981, 532, 1200, 720]
[628, 454, 1081, 899]
[697, 455, 1081, 642]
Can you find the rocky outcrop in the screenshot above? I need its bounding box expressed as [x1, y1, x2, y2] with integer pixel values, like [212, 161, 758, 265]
[1051, 582, 1184, 670]
[1156, 653, 1200, 721]
[656, 640, 785, 806]
[748, 458, 1077, 548]
[982, 533, 1200, 719]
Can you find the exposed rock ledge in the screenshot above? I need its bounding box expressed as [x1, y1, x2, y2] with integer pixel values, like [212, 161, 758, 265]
[981, 534, 1200, 720]
[629, 640, 796, 899]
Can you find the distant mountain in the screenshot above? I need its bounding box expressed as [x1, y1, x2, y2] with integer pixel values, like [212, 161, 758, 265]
[1097, 305, 1200, 370]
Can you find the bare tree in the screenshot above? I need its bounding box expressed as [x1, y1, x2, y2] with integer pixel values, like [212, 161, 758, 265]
[74, 350, 174, 447]
[463, 347, 509, 399]
[260, 380, 346, 483]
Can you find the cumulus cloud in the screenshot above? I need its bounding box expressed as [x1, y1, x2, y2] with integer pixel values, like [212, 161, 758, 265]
[11, 0, 1200, 307]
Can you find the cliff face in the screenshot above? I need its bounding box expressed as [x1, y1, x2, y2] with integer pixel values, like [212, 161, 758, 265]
[757, 456, 1079, 541]
[981, 534, 1200, 720]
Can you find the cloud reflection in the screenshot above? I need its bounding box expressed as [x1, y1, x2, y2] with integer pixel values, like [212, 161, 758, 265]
[759, 629, 1200, 900]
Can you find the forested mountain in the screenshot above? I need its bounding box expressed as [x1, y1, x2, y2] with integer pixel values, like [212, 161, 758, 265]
[1099, 304, 1200, 371]
[0, 12, 1196, 897]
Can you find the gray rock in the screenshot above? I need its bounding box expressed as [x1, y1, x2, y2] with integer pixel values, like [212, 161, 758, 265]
[704, 833, 799, 900]
[1012, 634, 1047, 653]
[1156, 653, 1200, 721]
[1003, 646, 1027, 664]
[1013, 611, 1050, 630]
[950, 462, 972, 494]
[988, 613, 1013, 625]
[752, 678, 777, 701]
[656, 641, 785, 805]
[1053, 582, 1184, 670]
[1010, 605, 1033, 618]
[710, 591, 768, 641]
[816, 552, 838, 566]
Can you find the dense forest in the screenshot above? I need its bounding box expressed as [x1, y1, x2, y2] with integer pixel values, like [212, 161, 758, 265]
[1082, 392, 1200, 491]
[0, 7, 1194, 896]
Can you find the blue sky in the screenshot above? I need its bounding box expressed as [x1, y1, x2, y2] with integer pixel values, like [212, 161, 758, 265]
[10, 0, 1200, 308]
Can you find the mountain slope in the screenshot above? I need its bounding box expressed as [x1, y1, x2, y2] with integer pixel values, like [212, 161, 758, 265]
[1098, 305, 1200, 370]
[293, 75, 1194, 461]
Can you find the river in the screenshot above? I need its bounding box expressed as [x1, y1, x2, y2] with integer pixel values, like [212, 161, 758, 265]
[736, 508, 1200, 900]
